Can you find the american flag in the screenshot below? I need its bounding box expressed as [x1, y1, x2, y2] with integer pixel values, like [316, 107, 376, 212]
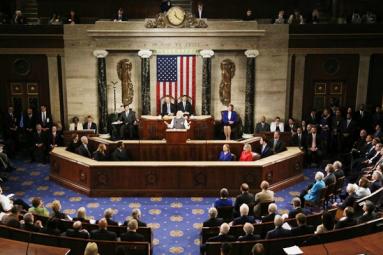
[156, 55, 196, 113]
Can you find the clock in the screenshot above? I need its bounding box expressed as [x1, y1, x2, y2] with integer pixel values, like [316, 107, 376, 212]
[166, 6, 186, 26]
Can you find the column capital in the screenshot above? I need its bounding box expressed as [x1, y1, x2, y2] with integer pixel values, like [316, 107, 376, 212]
[93, 50, 109, 58]
[245, 49, 259, 58]
[138, 49, 153, 58]
[200, 49, 214, 58]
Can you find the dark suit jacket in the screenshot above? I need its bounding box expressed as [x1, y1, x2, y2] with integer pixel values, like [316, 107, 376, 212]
[112, 148, 129, 161]
[334, 169, 345, 179]
[257, 144, 273, 158]
[238, 233, 260, 241]
[161, 103, 176, 116]
[207, 234, 236, 242]
[76, 144, 92, 158]
[177, 101, 193, 114]
[92, 151, 109, 161]
[288, 207, 308, 219]
[36, 111, 52, 129]
[285, 123, 298, 133]
[255, 122, 270, 133]
[324, 173, 336, 186]
[22, 223, 41, 232]
[339, 193, 357, 210]
[270, 139, 286, 153]
[67, 141, 80, 153]
[234, 192, 255, 214]
[48, 132, 63, 147]
[33, 131, 47, 147]
[122, 219, 147, 227]
[120, 231, 145, 242]
[340, 119, 357, 136]
[90, 229, 117, 241]
[261, 213, 276, 223]
[370, 180, 382, 193]
[64, 229, 89, 239]
[266, 226, 291, 239]
[202, 218, 224, 228]
[290, 224, 314, 236]
[83, 122, 97, 132]
[23, 114, 36, 130]
[358, 212, 377, 224]
[291, 133, 306, 148]
[119, 110, 136, 125]
[335, 217, 357, 229]
[232, 215, 255, 225]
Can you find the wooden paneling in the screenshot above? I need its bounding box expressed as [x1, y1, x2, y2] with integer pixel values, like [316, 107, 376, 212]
[367, 54, 383, 108]
[302, 54, 359, 118]
[50, 146, 304, 197]
[0, 54, 51, 115]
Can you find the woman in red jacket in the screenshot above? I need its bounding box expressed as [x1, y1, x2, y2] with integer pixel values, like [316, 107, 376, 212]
[239, 143, 254, 161]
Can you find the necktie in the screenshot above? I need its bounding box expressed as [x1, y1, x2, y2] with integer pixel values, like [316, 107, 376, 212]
[43, 112, 46, 123]
[75, 125, 77, 131]
[167, 104, 171, 114]
[276, 125, 280, 132]
[88, 123, 91, 129]
[183, 102, 186, 110]
[298, 134, 301, 145]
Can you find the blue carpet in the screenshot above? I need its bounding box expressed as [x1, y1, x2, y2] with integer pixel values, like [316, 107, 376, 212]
[3, 160, 316, 255]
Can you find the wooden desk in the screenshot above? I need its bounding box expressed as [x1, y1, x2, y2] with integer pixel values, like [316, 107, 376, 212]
[88, 137, 260, 161]
[301, 231, 383, 255]
[139, 115, 214, 140]
[63, 130, 98, 146]
[0, 237, 69, 255]
[50, 146, 304, 197]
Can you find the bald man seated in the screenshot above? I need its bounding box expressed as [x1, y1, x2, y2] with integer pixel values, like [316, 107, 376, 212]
[90, 218, 117, 241]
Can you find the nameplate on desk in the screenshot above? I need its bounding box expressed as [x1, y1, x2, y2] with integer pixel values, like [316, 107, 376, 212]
[166, 129, 187, 132]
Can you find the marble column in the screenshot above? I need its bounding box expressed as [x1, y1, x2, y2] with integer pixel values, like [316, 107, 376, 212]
[243, 50, 259, 138]
[356, 54, 371, 107]
[93, 50, 109, 135]
[138, 49, 153, 115]
[200, 49, 214, 115]
[292, 54, 306, 120]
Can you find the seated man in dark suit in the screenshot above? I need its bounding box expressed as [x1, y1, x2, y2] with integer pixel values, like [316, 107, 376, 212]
[123, 208, 147, 227]
[335, 206, 357, 229]
[161, 96, 176, 116]
[290, 127, 306, 149]
[265, 215, 291, 239]
[324, 164, 336, 186]
[48, 125, 63, 151]
[63, 221, 90, 239]
[290, 213, 314, 236]
[203, 207, 223, 228]
[261, 203, 277, 223]
[270, 131, 286, 154]
[83, 115, 97, 132]
[120, 219, 145, 241]
[21, 213, 43, 232]
[255, 116, 270, 133]
[234, 183, 255, 217]
[207, 223, 236, 242]
[230, 204, 255, 226]
[32, 124, 48, 162]
[288, 197, 308, 219]
[358, 200, 377, 224]
[119, 105, 138, 139]
[238, 223, 260, 241]
[103, 208, 118, 226]
[333, 161, 345, 179]
[370, 170, 383, 193]
[76, 136, 92, 158]
[111, 142, 129, 161]
[177, 95, 193, 115]
[256, 136, 273, 158]
[90, 218, 117, 241]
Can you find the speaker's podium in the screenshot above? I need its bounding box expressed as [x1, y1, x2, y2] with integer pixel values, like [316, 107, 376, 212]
[165, 129, 189, 144]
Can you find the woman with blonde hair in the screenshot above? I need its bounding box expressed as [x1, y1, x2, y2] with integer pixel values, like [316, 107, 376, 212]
[92, 143, 109, 161]
[239, 143, 254, 161]
[50, 200, 68, 220]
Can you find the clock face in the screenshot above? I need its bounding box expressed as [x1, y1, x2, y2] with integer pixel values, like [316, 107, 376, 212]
[167, 7, 186, 26]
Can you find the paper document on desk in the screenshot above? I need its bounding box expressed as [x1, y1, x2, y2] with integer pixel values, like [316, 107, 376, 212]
[283, 245, 303, 255]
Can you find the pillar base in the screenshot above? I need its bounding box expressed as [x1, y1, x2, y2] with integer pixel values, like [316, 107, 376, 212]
[242, 133, 254, 139]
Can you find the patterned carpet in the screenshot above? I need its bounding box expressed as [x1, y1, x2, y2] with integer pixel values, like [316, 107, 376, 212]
[2, 160, 316, 255]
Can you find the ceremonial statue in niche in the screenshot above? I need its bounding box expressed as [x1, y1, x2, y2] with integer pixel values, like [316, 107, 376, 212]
[219, 59, 236, 106]
[117, 59, 134, 106]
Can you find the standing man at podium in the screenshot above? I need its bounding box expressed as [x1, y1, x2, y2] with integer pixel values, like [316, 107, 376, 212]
[161, 96, 176, 116]
[119, 105, 137, 139]
[166, 111, 190, 129]
[177, 95, 193, 115]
